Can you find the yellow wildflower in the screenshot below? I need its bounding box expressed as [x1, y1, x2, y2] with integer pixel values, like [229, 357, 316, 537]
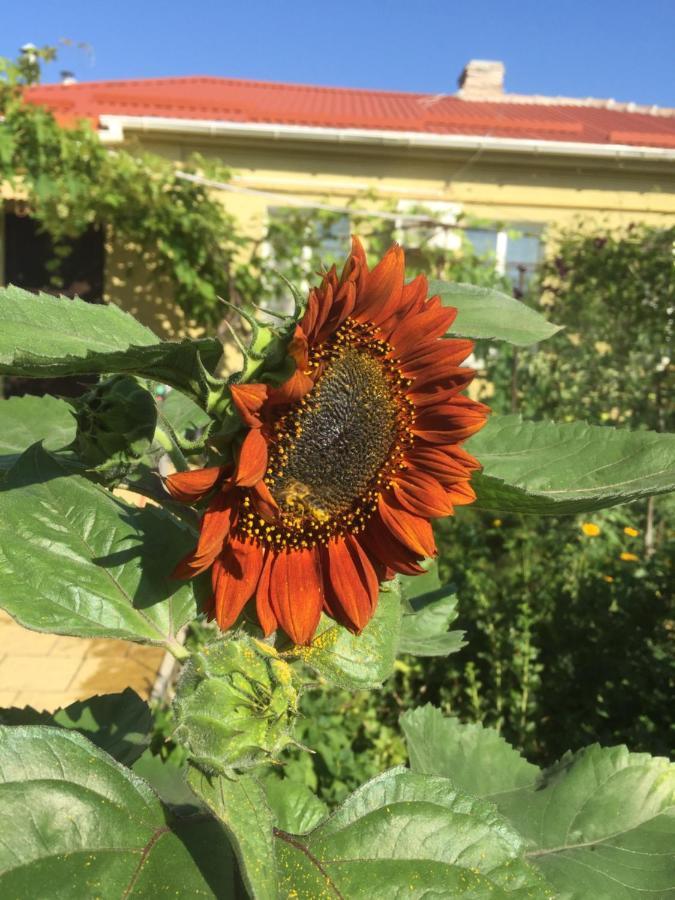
[602, 575, 614, 583]
[581, 522, 601, 537]
[624, 526, 639, 537]
[492, 518, 502, 528]
[620, 552, 639, 562]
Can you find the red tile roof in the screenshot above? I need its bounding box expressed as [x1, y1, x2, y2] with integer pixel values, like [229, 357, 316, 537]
[24, 76, 675, 150]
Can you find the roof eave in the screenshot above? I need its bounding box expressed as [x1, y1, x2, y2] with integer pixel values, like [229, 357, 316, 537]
[98, 114, 675, 161]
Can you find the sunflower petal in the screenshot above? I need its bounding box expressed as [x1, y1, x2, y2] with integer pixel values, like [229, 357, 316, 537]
[377, 494, 437, 558]
[323, 535, 379, 632]
[413, 402, 488, 444]
[212, 538, 265, 630]
[406, 446, 474, 483]
[359, 516, 426, 576]
[255, 552, 278, 636]
[235, 428, 269, 486]
[354, 243, 405, 326]
[392, 470, 455, 518]
[172, 491, 236, 578]
[251, 478, 279, 521]
[389, 303, 458, 356]
[230, 383, 268, 427]
[269, 548, 323, 644]
[164, 466, 226, 503]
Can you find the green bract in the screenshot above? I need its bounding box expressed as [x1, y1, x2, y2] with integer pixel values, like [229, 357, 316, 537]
[173, 634, 300, 774]
[72, 375, 157, 477]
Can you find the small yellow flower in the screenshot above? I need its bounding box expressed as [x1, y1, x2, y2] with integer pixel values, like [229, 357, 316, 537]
[581, 522, 601, 537]
[620, 552, 639, 562]
[624, 526, 639, 537]
[602, 575, 614, 583]
[492, 518, 502, 528]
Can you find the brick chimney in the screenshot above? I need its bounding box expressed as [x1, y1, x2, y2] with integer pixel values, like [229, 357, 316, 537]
[457, 60, 505, 99]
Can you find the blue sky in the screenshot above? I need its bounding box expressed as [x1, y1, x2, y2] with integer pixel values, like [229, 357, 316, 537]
[3, 0, 674, 107]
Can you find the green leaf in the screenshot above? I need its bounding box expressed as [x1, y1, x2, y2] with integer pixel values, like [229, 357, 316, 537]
[398, 557, 441, 603]
[403, 707, 675, 899]
[0, 394, 75, 473]
[0, 444, 200, 648]
[0, 725, 237, 897]
[295, 582, 402, 689]
[0, 285, 222, 404]
[131, 751, 198, 809]
[189, 769, 277, 900]
[159, 388, 211, 436]
[275, 767, 552, 898]
[262, 776, 328, 834]
[429, 280, 562, 346]
[0, 688, 152, 766]
[467, 415, 675, 514]
[402, 704, 539, 798]
[506, 746, 675, 900]
[399, 588, 466, 657]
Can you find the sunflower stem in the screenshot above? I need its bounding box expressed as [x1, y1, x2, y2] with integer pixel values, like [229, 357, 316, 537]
[154, 425, 189, 472]
[165, 641, 191, 661]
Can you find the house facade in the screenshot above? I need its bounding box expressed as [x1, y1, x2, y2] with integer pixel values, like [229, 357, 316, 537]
[4, 59, 675, 334]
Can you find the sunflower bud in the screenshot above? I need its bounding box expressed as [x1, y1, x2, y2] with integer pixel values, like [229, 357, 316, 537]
[173, 634, 299, 775]
[72, 375, 157, 479]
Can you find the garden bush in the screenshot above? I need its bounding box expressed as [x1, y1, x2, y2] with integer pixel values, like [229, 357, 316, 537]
[0, 235, 673, 895]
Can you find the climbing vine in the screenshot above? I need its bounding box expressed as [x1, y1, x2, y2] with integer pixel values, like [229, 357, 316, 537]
[0, 45, 242, 325]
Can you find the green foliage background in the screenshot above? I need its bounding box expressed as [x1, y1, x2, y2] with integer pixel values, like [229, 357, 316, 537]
[2, 43, 672, 809]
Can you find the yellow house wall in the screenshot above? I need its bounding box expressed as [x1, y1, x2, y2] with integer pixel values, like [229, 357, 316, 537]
[3, 131, 673, 336]
[104, 132, 674, 334]
[147, 134, 675, 223]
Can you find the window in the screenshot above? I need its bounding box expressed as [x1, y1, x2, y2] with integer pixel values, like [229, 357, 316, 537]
[395, 201, 463, 253]
[263, 207, 350, 313]
[505, 231, 542, 290]
[3, 210, 104, 302]
[464, 224, 543, 293]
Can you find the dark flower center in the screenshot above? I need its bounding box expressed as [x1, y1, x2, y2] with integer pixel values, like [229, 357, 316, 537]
[271, 346, 398, 520]
[238, 318, 415, 549]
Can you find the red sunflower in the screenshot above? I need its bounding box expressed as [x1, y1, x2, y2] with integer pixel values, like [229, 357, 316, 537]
[165, 238, 489, 644]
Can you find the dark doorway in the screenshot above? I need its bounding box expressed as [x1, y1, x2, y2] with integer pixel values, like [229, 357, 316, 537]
[2, 211, 105, 398]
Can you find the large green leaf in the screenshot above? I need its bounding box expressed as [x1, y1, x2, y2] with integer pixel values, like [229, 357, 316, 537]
[0, 285, 222, 403]
[467, 415, 675, 514]
[0, 444, 200, 649]
[398, 562, 465, 657]
[0, 725, 236, 897]
[401, 705, 539, 799]
[429, 280, 562, 346]
[0, 394, 75, 473]
[398, 558, 442, 603]
[399, 587, 465, 657]
[189, 769, 277, 900]
[262, 776, 328, 835]
[275, 768, 552, 898]
[403, 707, 675, 899]
[131, 751, 197, 809]
[294, 582, 401, 689]
[501, 747, 675, 900]
[0, 688, 152, 766]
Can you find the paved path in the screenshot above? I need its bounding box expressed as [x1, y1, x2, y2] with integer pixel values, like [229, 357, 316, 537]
[0, 610, 166, 711]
